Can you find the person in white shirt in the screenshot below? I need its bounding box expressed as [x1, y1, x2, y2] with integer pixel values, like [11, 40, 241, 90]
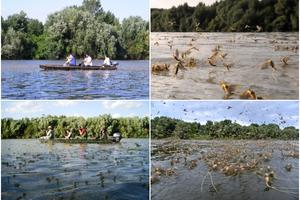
[103, 56, 112, 65]
[83, 54, 93, 66]
[40, 126, 54, 140]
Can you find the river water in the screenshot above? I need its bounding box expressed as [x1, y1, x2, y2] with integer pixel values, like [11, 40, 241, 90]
[151, 140, 298, 200]
[1, 60, 149, 99]
[151, 32, 299, 99]
[2, 139, 149, 200]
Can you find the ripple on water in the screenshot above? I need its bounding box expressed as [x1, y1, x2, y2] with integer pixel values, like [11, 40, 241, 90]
[151, 140, 299, 200]
[151, 32, 299, 100]
[1, 60, 149, 99]
[2, 139, 149, 200]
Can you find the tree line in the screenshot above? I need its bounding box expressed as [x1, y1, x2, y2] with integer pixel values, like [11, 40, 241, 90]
[1, 115, 149, 139]
[1, 0, 149, 60]
[151, 0, 299, 32]
[151, 116, 298, 140]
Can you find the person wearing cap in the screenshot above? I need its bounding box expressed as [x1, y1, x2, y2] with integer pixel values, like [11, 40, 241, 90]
[40, 126, 54, 140]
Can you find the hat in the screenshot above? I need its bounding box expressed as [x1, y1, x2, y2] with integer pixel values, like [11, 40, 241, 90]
[48, 126, 52, 129]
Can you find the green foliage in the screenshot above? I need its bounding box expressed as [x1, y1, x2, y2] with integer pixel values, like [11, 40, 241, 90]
[1, 0, 148, 60]
[151, 117, 298, 140]
[1, 115, 149, 139]
[151, 0, 298, 32]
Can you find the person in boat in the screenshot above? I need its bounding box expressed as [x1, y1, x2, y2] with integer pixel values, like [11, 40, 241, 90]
[65, 129, 73, 139]
[103, 56, 112, 65]
[40, 126, 54, 140]
[99, 129, 108, 141]
[64, 53, 76, 66]
[79, 54, 93, 66]
[75, 126, 88, 139]
[112, 132, 122, 142]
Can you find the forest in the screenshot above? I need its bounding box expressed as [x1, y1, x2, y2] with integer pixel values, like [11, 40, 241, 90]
[151, 116, 298, 140]
[151, 0, 299, 32]
[1, 0, 149, 60]
[1, 115, 149, 139]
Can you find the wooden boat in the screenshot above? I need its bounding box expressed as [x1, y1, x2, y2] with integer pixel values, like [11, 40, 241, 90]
[39, 64, 118, 70]
[39, 138, 120, 144]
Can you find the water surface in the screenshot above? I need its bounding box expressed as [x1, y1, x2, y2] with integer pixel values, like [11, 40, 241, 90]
[2, 139, 149, 200]
[151, 32, 299, 99]
[151, 140, 298, 200]
[2, 60, 149, 99]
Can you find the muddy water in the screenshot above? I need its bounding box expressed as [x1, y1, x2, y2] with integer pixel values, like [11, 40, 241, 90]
[151, 140, 298, 200]
[2, 139, 149, 200]
[151, 32, 299, 99]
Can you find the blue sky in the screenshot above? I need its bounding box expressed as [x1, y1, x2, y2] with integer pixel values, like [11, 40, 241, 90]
[1, 0, 149, 23]
[151, 0, 217, 8]
[2, 101, 149, 119]
[151, 101, 299, 128]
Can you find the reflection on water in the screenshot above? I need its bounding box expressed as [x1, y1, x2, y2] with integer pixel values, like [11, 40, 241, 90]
[2, 139, 149, 200]
[1, 60, 149, 99]
[151, 32, 299, 99]
[151, 140, 298, 200]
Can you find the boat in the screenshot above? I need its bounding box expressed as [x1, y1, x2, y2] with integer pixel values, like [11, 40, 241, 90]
[39, 64, 118, 70]
[39, 138, 121, 144]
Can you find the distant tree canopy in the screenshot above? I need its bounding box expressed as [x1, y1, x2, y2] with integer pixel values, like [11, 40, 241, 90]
[151, 0, 299, 32]
[151, 116, 299, 140]
[1, 115, 149, 139]
[1, 0, 149, 60]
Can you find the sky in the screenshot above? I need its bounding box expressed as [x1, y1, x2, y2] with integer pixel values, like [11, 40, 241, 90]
[2, 101, 149, 119]
[1, 0, 149, 23]
[151, 101, 299, 128]
[151, 0, 218, 8]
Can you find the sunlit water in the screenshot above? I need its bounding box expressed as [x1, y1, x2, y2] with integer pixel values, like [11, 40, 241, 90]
[1, 60, 149, 99]
[2, 139, 149, 200]
[151, 32, 299, 99]
[151, 140, 298, 200]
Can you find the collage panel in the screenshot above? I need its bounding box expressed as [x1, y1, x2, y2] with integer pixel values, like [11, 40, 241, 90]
[150, 0, 299, 100]
[1, 0, 300, 200]
[1, 100, 149, 200]
[151, 100, 299, 200]
[1, 0, 149, 100]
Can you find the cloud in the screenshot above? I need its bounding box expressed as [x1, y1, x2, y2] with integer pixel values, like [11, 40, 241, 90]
[4, 101, 43, 114]
[290, 115, 299, 120]
[55, 101, 79, 107]
[112, 113, 121, 118]
[102, 101, 143, 109]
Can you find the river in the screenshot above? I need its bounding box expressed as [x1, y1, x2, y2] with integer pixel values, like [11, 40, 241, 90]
[151, 32, 299, 99]
[151, 140, 298, 200]
[1, 60, 149, 99]
[2, 139, 149, 200]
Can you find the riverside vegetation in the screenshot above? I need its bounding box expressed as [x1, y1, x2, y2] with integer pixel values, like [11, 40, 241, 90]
[1, 0, 149, 60]
[1, 115, 149, 139]
[151, 117, 298, 140]
[151, 0, 298, 32]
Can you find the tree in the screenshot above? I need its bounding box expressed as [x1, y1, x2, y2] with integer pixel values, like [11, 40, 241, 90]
[2, 1, 149, 60]
[150, 116, 298, 140]
[151, 0, 298, 32]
